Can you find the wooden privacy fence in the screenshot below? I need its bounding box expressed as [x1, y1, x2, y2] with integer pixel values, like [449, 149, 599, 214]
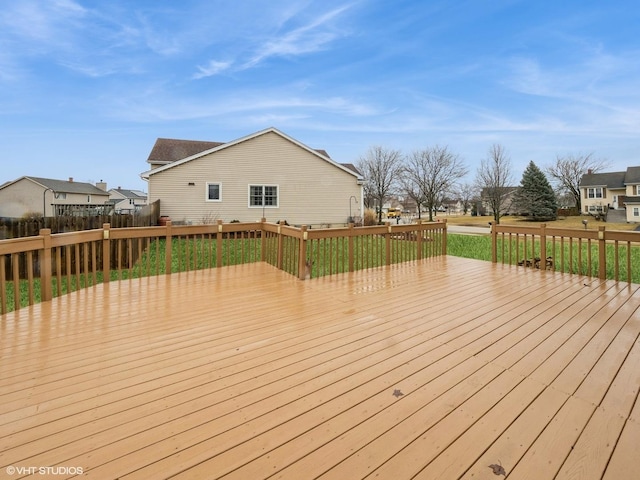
[491, 223, 640, 283]
[0, 220, 447, 314]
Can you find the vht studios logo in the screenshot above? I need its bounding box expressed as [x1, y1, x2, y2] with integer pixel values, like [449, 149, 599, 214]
[6, 466, 84, 476]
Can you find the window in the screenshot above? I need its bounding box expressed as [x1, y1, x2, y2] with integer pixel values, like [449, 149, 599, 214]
[206, 182, 221, 201]
[587, 187, 603, 199]
[634, 207, 640, 217]
[635, 185, 640, 196]
[249, 185, 278, 207]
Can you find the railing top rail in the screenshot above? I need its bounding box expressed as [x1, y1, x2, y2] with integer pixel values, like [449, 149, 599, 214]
[0, 235, 45, 255]
[493, 223, 640, 243]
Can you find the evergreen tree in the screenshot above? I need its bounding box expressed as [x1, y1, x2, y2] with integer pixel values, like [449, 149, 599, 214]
[515, 161, 558, 220]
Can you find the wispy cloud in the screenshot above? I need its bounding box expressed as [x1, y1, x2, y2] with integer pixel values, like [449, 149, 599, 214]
[243, 5, 352, 68]
[193, 60, 232, 79]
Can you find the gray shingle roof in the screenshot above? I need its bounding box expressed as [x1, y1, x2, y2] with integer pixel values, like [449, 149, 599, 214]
[27, 177, 109, 195]
[624, 166, 640, 184]
[147, 138, 225, 164]
[147, 137, 336, 165]
[579, 171, 626, 188]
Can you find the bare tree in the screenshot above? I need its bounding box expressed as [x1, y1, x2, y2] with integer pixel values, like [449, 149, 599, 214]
[357, 146, 404, 223]
[476, 144, 515, 224]
[546, 153, 608, 212]
[404, 145, 468, 222]
[455, 182, 478, 215]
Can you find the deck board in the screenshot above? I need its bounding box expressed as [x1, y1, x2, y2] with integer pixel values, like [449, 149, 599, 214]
[1, 256, 639, 479]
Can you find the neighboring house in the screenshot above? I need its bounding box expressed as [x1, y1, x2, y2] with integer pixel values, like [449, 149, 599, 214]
[479, 187, 519, 216]
[140, 127, 364, 226]
[0, 176, 110, 218]
[580, 166, 640, 222]
[108, 187, 148, 214]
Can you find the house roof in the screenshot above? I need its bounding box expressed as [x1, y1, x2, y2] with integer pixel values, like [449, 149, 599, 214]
[580, 171, 626, 188]
[109, 188, 147, 199]
[141, 127, 363, 181]
[147, 139, 225, 165]
[621, 195, 640, 205]
[624, 166, 640, 184]
[579, 166, 640, 189]
[1, 176, 110, 195]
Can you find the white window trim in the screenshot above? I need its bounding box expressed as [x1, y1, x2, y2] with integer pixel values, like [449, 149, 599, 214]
[633, 207, 640, 217]
[205, 182, 222, 202]
[587, 187, 603, 199]
[248, 184, 279, 208]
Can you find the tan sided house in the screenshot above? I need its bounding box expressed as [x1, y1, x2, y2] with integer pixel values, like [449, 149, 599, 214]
[141, 128, 364, 226]
[0, 176, 110, 218]
[580, 166, 640, 223]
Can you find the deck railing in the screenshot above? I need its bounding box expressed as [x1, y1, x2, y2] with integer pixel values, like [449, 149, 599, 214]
[0, 220, 447, 314]
[491, 223, 640, 284]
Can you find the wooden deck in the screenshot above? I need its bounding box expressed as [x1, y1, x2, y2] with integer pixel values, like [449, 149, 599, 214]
[1, 256, 639, 479]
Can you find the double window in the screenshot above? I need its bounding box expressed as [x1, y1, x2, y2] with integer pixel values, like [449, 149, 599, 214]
[249, 185, 278, 207]
[206, 182, 221, 201]
[587, 187, 603, 199]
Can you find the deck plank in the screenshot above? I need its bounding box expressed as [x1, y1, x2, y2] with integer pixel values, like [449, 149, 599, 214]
[1, 257, 639, 479]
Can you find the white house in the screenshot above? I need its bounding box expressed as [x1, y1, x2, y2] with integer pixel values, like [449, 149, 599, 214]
[108, 187, 148, 214]
[141, 128, 364, 226]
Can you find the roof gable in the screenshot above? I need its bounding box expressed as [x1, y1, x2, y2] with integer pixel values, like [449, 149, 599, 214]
[141, 127, 362, 180]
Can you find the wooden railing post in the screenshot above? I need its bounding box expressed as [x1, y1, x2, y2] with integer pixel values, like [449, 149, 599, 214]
[441, 219, 447, 256]
[102, 223, 111, 283]
[416, 221, 423, 260]
[260, 218, 267, 262]
[40, 228, 53, 302]
[540, 224, 547, 266]
[165, 220, 172, 275]
[385, 223, 392, 266]
[276, 224, 283, 269]
[298, 225, 308, 280]
[216, 220, 223, 268]
[598, 226, 606, 279]
[348, 223, 355, 272]
[490, 222, 497, 263]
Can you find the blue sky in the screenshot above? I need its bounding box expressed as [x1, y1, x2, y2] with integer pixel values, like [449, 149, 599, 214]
[1, 0, 638, 192]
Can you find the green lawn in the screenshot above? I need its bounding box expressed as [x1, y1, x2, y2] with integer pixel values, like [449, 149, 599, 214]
[447, 233, 640, 283]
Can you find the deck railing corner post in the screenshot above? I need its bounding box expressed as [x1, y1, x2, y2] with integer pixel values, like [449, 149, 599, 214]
[298, 225, 308, 279]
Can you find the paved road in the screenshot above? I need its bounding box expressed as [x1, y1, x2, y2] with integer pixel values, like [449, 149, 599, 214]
[447, 225, 491, 235]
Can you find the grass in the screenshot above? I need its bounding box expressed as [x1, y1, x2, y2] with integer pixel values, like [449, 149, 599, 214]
[447, 233, 640, 283]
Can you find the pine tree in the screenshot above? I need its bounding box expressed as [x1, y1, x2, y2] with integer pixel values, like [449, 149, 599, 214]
[514, 161, 558, 220]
